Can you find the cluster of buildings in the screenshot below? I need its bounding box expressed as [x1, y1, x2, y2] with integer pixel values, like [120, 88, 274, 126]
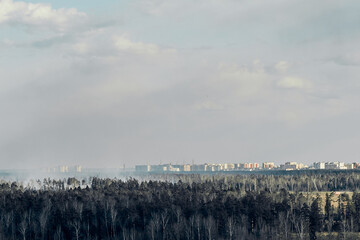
[135, 161, 360, 173]
[42, 165, 82, 173]
[313, 162, 356, 170]
[136, 162, 274, 172]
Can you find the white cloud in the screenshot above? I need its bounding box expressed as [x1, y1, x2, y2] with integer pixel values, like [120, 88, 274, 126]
[193, 101, 224, 111]
[0, 0, 86, 31]
[277, 76, 312, 89]
[72, 42, 89, 54]
[113, 35, 176, 55]
[1, 0, 360, 168]
[331, 53, 360, 66]
[114, 35, 159, 55]
[274, 61, 289, 73]
[216, 61, 269, 98]
[1, 38, 14, 46]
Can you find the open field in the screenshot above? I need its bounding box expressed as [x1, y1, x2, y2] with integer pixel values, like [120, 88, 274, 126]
[292, 191, 353, 212]
[317, 232, 360, 240]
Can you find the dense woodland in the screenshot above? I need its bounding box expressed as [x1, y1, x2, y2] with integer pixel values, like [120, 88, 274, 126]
[2, 172, 360, 239]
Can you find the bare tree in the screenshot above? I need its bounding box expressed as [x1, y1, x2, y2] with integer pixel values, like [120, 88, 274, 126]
[103, 201, 110, 239]
[122, 227, 128, 240]
[204, 216, 216, 240]
[291, 213, 307, 240]
[227, 216, 235, 240]
[325, 218, 334, 238]
[278, 211, 290, 239]
[18, 213, 28, 240]
[4, 211, 13, 235]
[39, 204, 51, 240]
[73, 201, 83, 221]
[130, 227, 136, 240]
[195, 214, 202, 240]
[147, 213, 160, 240]
[171, 222, 182, 240]
[340, 216, 348, 240]
[160, 210, 170, 240]
[108, 199, 118, 238]
[55, 225, 62, 240]
[174, 207, 182, 224]
[71, 220, 81, 240]
[184, 220, 192, 240]
[85, 221, 91, 240]
[147, 220, 156, 240]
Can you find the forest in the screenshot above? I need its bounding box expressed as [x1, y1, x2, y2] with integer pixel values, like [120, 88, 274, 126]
[2, 171, 360, 239]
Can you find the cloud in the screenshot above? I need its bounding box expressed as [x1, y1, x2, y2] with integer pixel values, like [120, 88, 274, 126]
[113, 35, 175, 55]
[274, 61, 289, 73]
[1, 38, 14, 46]
[1, 0, 360, 168]
[31, 35, 72, 48]
[0, 0, 86, 31]
[331, 53, 360, 66]
[216, 60, 270, 98]
[72, 42, 90, 54]
[113, 35, 158, 55]
[193, 101, 224, 111]
[277, 76, 312, 89]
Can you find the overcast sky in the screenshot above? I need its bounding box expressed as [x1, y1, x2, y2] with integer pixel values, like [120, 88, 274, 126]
[1, 0, 360, 169]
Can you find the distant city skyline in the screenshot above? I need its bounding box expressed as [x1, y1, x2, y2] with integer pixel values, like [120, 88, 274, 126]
[1, 0, 360, 169]
[135, 160, 359, 172]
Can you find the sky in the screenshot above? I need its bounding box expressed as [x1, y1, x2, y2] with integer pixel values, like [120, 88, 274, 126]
[0, 0, 360, 169]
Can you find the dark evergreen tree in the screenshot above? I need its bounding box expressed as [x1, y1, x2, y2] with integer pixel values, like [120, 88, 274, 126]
[309, 196, 322, 240]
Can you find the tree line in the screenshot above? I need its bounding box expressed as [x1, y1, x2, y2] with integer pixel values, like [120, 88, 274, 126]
[1, 172, 360, 239]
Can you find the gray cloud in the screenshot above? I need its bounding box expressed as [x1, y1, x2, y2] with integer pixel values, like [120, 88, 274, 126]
[1, 0, 360, 168]
[0, 0, 86, 32]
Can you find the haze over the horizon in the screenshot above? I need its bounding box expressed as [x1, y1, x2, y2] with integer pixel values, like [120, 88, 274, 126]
[1, 0, 360, 169]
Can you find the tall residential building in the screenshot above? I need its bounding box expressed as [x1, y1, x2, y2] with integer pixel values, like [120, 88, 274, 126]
[313, 162, 325, 169]
[262, 162, 275, 169]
